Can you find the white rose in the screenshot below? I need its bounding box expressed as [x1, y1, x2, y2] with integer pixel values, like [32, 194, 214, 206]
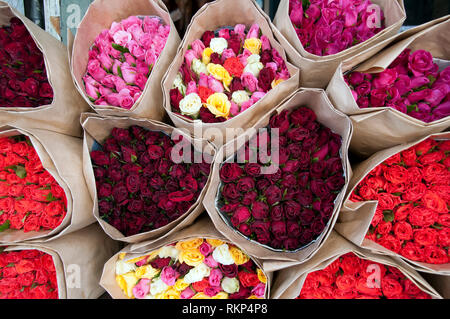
[246, 54, 261, 65]
[210, 37, 228, 54]
[212, 244, 235, 265]
[144, 294, 156, 299]
[221, 277, 240, 294]
[231, 90, 250, 106]
[244, 61, 264, 77]
[173, 73, 186, 95]
[158, 246, 180, 260]
[192, 58, 208, 75]
[179, 93, 202, 117]
[150, 278, 169, 296]
[115, 260, 136, 275]
[183, 263, 211, 284]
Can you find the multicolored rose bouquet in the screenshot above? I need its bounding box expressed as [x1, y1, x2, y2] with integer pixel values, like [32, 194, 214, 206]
[288, 0, 385, 56]
[217, 106, 345, 251]
[0, 17, 53, 108]
[297, 252, 432, 299]
[0, 249, 58, 299]
[83, 15, 170, 109]
[90, 125, 211, 237]
[169, 23, 291, 122]
[349, 138, 449, 265]
[345, 48, 450, 122]
[0, 135, 67, 234]
[115, 238, 267, 299]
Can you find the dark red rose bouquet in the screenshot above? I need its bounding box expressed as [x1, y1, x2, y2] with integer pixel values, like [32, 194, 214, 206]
[0, 17, 53, 108]
[218, 106, 345, 251]
[90, 125, 211, 237]
[349, 138, 450, 265]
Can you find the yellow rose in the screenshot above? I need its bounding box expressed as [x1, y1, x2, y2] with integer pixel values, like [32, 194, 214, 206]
[271, 78, 284, 89]
[205, 93, 231, 119]
[175, 238, 204, 251]
[207, 63, 232, 88]
[244, 38, 262, 55]
[174, 278, 190, 291]
[212, 292, 229, 299]
[179, 249, 205, 267]
[125, 256, 147, 264]
[192, 292, 212, 299]
[118, 253, 126, 260]
[135, 265, 160, 280]
[116, 272, 138, 298]
[248, 295, 262, 299]
[206, 239, 224, 247]
[257, 268, 267, 284]
[202, 47, 214, 65]
[229, 246, 250, 265]
[161, 288, 181, 299]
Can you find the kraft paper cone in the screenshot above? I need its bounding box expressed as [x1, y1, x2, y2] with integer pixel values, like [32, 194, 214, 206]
[81, 113, 216, 244]
[0, 125, 95, 244]
[70, 0, 181, 120]
[0, 1, 90, 137]
[203, 88, 353, 265]
[270, 231, 442, 299]
[336, 132, 450, 275]
[161, 0, 300, 148]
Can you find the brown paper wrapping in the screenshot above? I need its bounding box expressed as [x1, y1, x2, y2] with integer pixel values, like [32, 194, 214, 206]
[203, 88, 352, 265]
[273, 0, 406, 88]
[81, 113, 216, 244]
[70, 0, 181, 121]
[2, 223, 120, 299]
[0, 125, 95, 244]
[327, 17, 450, 158]
[0, 1, 89, 137]
[161, 0, 300, 148]
[100, 215, 272, 299]
[336, 132, 450, 275]
[270, 231, 442, 299]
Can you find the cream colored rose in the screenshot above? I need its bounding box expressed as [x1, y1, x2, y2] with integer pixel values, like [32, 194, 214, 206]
[115, 259, 136, 275]
[192, 58, 208, 75]
[231, 90, 250, 106]
[183, 263, 211, 284]
[158, 246, 180, 260]
[221, 277, 240, 294]
[210, 37, 228, 54]
[247, 54, 261, 65]
[150, 278, 169, 296]
[173, 73, 186, 95]
[244, 55, 264, 77]
[179, 93, 202, 117]
[212, 244, 235, 265]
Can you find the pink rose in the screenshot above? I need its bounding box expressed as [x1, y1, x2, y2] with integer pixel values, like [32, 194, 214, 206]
[121, 63, 137, 84]
[145, 49, 157, 66]
[85, 81, 99, 100]
[97, 52, 113, 70]
[221, 49, 236, 62]
[208, 76, 224, 93]
[135, 72, 148, 90]
[198, 73, 209, 88]
[87, 59, 107, 82]
[204, 255, 219, 268]
[370, 88, 388, 107]
[251, 91, 266, 103]
[246, 23, 260, 39]
[127, 40, 145, 60]
[408, 89, 431, 104]
[184, 49, 197, 67]
[118, 89, 134, 109]
[209, 268, 223, 287]
[105, 93, 121, 106]
[143, 16, 160, 34]
[112, 30, 132, 46]
[234, 24, 246, 42]
[160, 266, 178, 286]
[132, 278, 150, 299]
[230, 101, 240, 116]
[410, 76, 430, 90]
[261, 35, 271, 51]
[108, 22, 124, 38]
[251, 282, 265, 298]
[240, 99, 254, 112]
[289, 1, 303, 26]
[121, 16, 143, 30]
[98, 86, 113, 97]
[112, 59, 122, 76]
[127, 24, 144, 42]
[199, 242, 213, 256]
[186, 81, 198, 95]
[395, 74, 412, 95]
[191, 39, 205, 58]
[218, 28, 231, 40]
[111, 75, 127, 92]
[238, 49, 252, 66]
[408, 50, 434, 76]
[372, 69, 398, 89]
[180, 287, 195, 299]
[425, 85, 447, 107]
[241, 72, 259, 92]
[124, 53, 136, 66]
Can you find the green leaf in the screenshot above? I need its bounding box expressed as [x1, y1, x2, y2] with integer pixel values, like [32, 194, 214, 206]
[383, 210, 394, 222]
[45, 192, 59, 202]
[311, 157, 319, 163]
[302, 0, 310, 9]
[33, 70, 43, 74]
[431, 223, 443, 230]
[407, 104, 418, 113]
[0, 220, 10, 232]
[6, 263, 15, 267]
[4, 165, 27, 179]
[111, 43, 130, 53]
[30, 282, 39, 289]
[21, 212, 31, 224]
[117, 66, 123, 78]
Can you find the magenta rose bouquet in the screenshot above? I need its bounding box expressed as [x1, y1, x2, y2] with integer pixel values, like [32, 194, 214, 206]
[83, 15, 169, 109]
[345, 49, 450, 122]
[217, 106, 345, 251]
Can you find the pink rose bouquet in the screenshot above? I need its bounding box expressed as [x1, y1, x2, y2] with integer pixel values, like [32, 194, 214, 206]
[83, 15, 170, 109]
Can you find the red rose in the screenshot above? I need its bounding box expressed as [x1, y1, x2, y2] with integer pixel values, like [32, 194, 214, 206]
[192, 278, 210, 292]
[90, 150, 110, 166]
[219, 163, 243, 183]
[421, 191, 447, 213]
[335, 274, 356, 291]
[414, 228, 438, 247]
[383, 165, 409, 184]
[422, 163, 447, 184]
[257, 67, 275, 92]
[238, 223, 252, 236]
[376, 193, 400, 211]
[418, 150, 445, 165]
[414, 139, 435, 155]
[381, 274, 403, 298]
[223, 57, 244, 78]
[269, 110, 290, 133]
[169, 88, 183, 110]
[168, 190, 194, 202]
[400, 242, 424, 262]
[423, 246, 448, 264]
[198, 86, 214, 103]
[98, 183, 112, 198]
[401, 148, 418, 166]
[201, 30, 215, 47]
[227, 35, 241, 55]
[393, 221, 413, 241]
[147, 145, 163, 160]
[251, 201, 269, 220]
[221, 183, 240, 201]
[376, 221, 392, 235]
[377, 234, 402, 253]
[270, 221, 287, 240]
[402, 182, 426, 202]
[237, 177, 255, 193]
[409, 207, 438, 227]
[231, 206, 251, 225]
[238, 271, 260, 288]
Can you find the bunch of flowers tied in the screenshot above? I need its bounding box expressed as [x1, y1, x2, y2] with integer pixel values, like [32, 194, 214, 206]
[170, 23, 291, 122]
[115, 238, 266, 299]
[297, 252, 431, 299]
[0, 136, 67, 233]
[288, 0, 385, 56]
[349, 138, 450, 264]
[0, 17, 53, 108]
[83, 15, 170, 109]
[218, 107, 345, 251]
[345, 49, 450, 122]
[90, 126, 211, 237]
[0, 249, 58, 299]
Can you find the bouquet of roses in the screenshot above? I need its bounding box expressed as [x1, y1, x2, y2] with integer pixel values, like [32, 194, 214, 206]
[297, 252, 432, 299]
[169, 23, 291, 122]
[345, 48, 450, 123]
[90, 125, 211, 237]
[348, 137, 449, 265]
[0, 17, 53, 108]
[0, 249, 58, 299]
[0, 135, 67, 234]
[114, 237, 267, 299]
[288, 0, 386, 57]
[83, 15, 169, 109]
[217, 106, 345, 251]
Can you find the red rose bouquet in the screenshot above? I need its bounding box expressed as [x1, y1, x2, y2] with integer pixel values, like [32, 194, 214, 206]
[0, 249, 58, 299]
[297, 252, 431, 299]
[218, 106, 345, 251]
[349, 137, 449, 265]
[0, 17, 53, 108]
[0, 135, 67, 234]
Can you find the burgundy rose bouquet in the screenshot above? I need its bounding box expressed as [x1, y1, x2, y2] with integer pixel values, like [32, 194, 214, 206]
[345, 48, 450, 122]
[90, 125, 212, 237]
[217, 106, 345, 251]
[0, 17, 53, 108]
